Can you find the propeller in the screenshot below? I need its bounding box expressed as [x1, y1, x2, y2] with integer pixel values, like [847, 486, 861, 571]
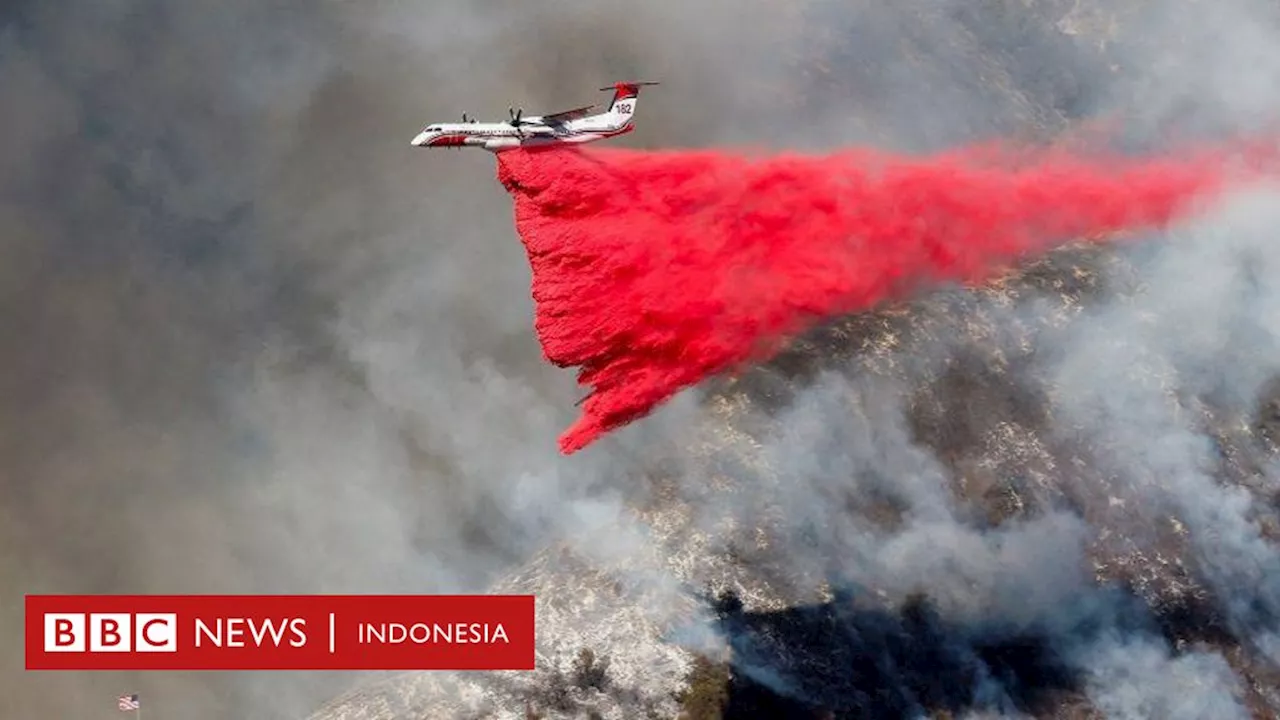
[461, 112, 469, 122]
[508, 106, 524, 126]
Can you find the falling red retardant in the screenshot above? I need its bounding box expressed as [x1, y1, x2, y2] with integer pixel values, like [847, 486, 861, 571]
[496, 139, 1280, 454]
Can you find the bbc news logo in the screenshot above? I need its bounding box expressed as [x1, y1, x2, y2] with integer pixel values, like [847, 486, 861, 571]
[45, 613, 177, 652]
[26, 595, 535, 671]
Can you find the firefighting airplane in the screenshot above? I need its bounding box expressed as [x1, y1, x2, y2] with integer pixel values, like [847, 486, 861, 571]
[410, 81, 658, 152]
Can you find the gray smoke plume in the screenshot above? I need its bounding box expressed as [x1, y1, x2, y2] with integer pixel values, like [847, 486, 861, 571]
[710, 183, 1280, 716]
[7, 0, 1280, 718]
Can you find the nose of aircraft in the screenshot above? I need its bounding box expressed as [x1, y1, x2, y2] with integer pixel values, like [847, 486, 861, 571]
[411, 131, 429, 147]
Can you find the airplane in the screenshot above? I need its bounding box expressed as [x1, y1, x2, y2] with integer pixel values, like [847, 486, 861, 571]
[410, 81, 658, 152]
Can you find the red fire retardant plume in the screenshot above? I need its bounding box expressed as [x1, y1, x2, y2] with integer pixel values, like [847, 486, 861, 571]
[496, 140, 1280, 454]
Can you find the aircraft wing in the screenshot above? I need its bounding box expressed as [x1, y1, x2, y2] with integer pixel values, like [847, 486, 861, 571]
[539, 104, 596, 125]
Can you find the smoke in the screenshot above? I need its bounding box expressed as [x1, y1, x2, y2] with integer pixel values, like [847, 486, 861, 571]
[0, 2, 351, 716]
[1078, 640, 1250, 720]
[675, 180, 1280, 712]
[8, 0, 1280, 718]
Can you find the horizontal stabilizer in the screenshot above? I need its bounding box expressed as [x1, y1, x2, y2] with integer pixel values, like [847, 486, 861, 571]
[598, 81, 660, 92]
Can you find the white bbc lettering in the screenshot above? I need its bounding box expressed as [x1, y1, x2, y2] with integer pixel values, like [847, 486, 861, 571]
[135, 613, 177, 652]
[44, 613, 85, 652]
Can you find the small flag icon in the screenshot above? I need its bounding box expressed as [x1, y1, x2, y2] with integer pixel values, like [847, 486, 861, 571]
[118, 693, 140, 711]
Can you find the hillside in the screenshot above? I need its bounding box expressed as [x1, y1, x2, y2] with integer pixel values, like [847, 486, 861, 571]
[309, 1, 1280, 719]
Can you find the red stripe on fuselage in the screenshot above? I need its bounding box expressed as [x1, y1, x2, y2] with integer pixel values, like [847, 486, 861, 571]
[427, 134, 468, 147]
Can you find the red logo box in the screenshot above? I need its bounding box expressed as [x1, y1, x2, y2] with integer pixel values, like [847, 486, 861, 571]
[26, 595, 535, 671]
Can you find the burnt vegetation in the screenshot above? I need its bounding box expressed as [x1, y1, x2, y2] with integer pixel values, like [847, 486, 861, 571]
[683, 234, 1280, 717]
[666, 584, 1260, 720]
[525, 647, 648, 719]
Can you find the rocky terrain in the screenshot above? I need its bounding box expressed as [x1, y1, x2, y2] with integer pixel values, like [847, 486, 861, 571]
[307, 238, 1280, 719]
[308, 2, 1280, 719]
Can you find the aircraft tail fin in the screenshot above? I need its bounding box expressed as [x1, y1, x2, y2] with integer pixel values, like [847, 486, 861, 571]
[599, 81, 658, 125]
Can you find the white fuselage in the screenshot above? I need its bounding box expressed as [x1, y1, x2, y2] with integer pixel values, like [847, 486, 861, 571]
[411, 90, 640, 152]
